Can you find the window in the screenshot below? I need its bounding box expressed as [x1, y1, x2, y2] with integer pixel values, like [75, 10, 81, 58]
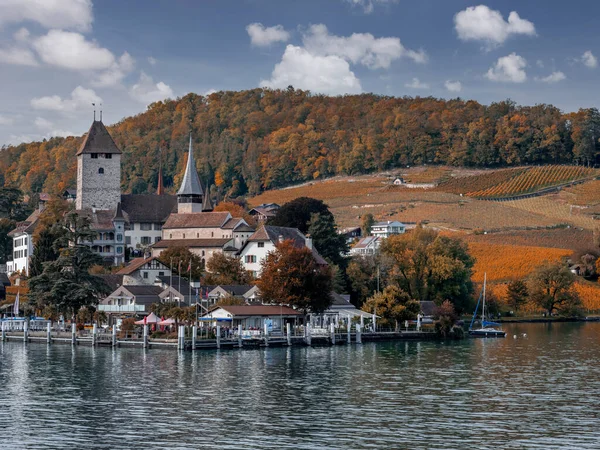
[201, 250, 205, 256]
[183, 233, 185, 239]
[140, 223, 152, 231]
[197, 233, 199, 238]
[98, 168, 104, 174]
[141, 236, 152, 245]
[159, 271, 164, 276]
[24, 249, 27, 257]
[91, 153, 98, 159]
[154, 236, 161, 243]
[116, 246, 123, 254]
[105, 153, 112, 159]
[169, 234, 172, 239]
[143, 272, 148, 279]
[258, 242, 264, 248]
[116, 234, 123, 242]
[245, 255, 257, 264]
[126, 236, 131, 244]
[211, 232, 214, 237]
[153, 223, 162, 230]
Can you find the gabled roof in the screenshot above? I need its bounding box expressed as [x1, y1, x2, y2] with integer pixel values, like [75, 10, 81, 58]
[116, 257, 167, 275]
[352, 236, 380, 249]
[121, 194, 177, 223]
[8, 209, 41, 237]
[177, 135, 204, 196]
[151, 238, 231, 249]
[373, 221, 405, 227]
[77, 120, 122, 156]
[208, 285, 255, 297]
[202, 184, 213, 211]
[76, 208, 122, 230]
[118, 285, 164, 296]
[157, 275, 192, 294]
[214, 305, 302, 317]
[249, 207, 277, 217]
[420, 301, 436, 316]
[163, 212, 232, 229]
[97, 274, 124, 291]
[233, 223, 255, 233]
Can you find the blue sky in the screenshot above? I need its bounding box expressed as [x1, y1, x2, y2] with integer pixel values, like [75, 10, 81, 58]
[0, 0, 599, 146]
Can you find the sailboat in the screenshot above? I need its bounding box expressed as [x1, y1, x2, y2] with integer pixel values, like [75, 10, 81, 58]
[469, 273, 506, 338]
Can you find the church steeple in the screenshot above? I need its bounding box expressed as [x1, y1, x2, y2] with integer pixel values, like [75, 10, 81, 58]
[177, 134, 204, 213]
[202, 183, 214, 212]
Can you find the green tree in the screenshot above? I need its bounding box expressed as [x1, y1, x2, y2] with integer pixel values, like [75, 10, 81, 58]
[361, 285, 420, 331]
[0, 187, 30, 221]
[528, 261, 581, 316]
[361, 213, 375, 237]
[29, 225, 64, 277]
[157, 246, 204, 280]
[506, 279, 528, 313]
[28, 212, 111, 317]
[307, 212, 349, 267]
[0, 218, 15, 264]
[346, 254, 389, 307]
[204, 253, 251, 285]
[269, 197, 333, 234]
[256, 240, 333, 314]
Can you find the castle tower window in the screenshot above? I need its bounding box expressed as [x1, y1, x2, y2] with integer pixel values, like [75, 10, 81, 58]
[98, 168, 104, 174]
[183, 233, 185, 239]
[105, 153, 112, 159]
[91, 153, 98, 159]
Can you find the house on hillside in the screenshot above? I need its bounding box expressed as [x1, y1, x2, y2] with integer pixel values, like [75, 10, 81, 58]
[371, 221, 406, 238]
[98, 285, 164, 317]
[238, 225, 327, 278]
[349, 236, 381, 256]
[339, 226, 361, 243]
[206, 285, 260, 305]
[116, 256, 171, 285]
[249, 203, 280, 223]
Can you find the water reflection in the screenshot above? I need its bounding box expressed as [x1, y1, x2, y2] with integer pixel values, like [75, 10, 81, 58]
[1, 322, 599, 449]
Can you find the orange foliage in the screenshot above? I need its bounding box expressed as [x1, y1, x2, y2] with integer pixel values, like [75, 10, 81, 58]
[469, 242, 571, 283]
[574, 282, 600, 311]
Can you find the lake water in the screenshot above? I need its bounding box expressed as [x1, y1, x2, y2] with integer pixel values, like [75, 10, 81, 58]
[1, 322, 599, 449]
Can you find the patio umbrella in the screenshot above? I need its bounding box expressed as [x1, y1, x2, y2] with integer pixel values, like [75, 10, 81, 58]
[134, 312, 160, 325]
[157, 318, 175, 326]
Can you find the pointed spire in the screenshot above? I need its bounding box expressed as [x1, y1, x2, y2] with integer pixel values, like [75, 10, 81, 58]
[113, 202, 125, 221]
[177, 134, 204, 196]
[202, 183, 214, 212]
[156, 161, 165, 195]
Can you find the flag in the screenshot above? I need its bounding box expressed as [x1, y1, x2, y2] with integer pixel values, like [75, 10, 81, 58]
[13, 292, 20, 316]
[187, 261, 192, 272]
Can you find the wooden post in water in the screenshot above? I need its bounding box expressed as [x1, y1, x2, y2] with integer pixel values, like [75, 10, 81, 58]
[216, 325, 221, 349]
[356, 324, 362, 344]
[330, 322, 335, 345]
[23, 320, 29, 343]
[47, 322, 51, 344]
[263, 322, 269, 347]
[286, 323, 291, 346]
[306, 323, 312, 346]
[347, 319, 351, 344]
[71, 323, 76, 345]
[112, 324, 117, 347]
[143, 324, 148, 349]
[92, 324, 97, 347]
[192, 325, 197, 350]
[1, 321, 6, 341]
[237, 324, 242, 348]
[178, 325, 185, 350]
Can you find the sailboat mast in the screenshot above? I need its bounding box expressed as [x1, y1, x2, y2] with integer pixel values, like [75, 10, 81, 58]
[482, 273, 487, 324]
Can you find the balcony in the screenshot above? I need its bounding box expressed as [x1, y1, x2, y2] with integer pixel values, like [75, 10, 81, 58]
[98, 304, 146, 313]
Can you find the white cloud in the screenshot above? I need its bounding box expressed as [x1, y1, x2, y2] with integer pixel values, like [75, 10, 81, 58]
[34, 117, 53, 129]
[0, 46, 38, 66]
[0, 0, 93, 32]
[47, 129, 75, 138]
[454, 5, 535, 48]
[536, 59, 544, 68]
[14, 27, 30, 42]
[405, 78, 429, 89]
[535, 71, 566, 83]
[0, 115, 15, 126]
[246, 23, 290, 47]
[345, 0, 399, 14]
[129, 72, 174, 104]
[91, 52, 135, 87]
[485, 53, 527, 83]
[31, 85, 102, 113]
[445, 80, 462, 92]
[148, 56, 157, 65]
[203, 88, 217, 96]
[582, 50, 597, 68]
[260, 45, 362, 95]
[33, 30, 115, 71]
[302, 23, 427, 69]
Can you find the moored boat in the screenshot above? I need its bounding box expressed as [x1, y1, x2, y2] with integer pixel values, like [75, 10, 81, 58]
[468, 273, 506, 338]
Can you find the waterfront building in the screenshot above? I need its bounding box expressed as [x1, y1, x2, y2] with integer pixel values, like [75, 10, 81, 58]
[206, 285, 260, 305]
[202, 304, 302, 331]
[238, 225, 327, 278]
[371, 220, 406, 238]
[99, 285, 164, 315]
[6, 196, 47, 275]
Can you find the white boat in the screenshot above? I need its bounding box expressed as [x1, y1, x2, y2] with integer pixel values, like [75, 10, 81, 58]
[469, 273, 506, 338]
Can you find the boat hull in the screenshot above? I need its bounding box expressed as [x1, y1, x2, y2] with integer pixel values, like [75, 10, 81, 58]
[469, 329, 506, 338]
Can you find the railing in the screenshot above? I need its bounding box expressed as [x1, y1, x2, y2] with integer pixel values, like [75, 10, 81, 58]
[98, 304, 146, 313]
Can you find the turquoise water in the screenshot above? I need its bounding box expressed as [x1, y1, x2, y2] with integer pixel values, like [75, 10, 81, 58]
[1, 322, 599, 449]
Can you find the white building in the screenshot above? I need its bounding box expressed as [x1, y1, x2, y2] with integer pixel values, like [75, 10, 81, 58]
[238, 225, 327, 278]
[6, 201, 44, 275]
[116, 256, 171, 285]
[371, 221, 406, 238]
[349, 236, 381, 256]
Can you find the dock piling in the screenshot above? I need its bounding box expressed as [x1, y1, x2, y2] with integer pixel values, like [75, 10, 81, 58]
[330, 322, 335, 345]
[237, 324, 242, 348]
[306, 323, 312, 346]
[47, 323, 51, 344]
[71, 323, 76, 346]
[286, 323, 291, 346]
[92, 324, 97, 346]
[143, 324, 148, 349]
[178, 325, 185, 350]
[2, 321, 6, 341]
[23, 321, 29, 343]
[216, 325, 221, 349]
[347, 321, 351, 344]
[112, 324, 117, 347]
[356, 324, 362, 344]
[192, 325, 197, 350]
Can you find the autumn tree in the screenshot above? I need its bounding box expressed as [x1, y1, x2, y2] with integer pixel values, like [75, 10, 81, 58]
[361, 213, 375, 237]
[213, 201, 256, 227]
[506, 280, 528, 313]
[157, 246, 204, 280]
[361, 285, 420, 331]
[256, 239, 333, 314]
[346, 254, 389, 307]
[528, 261, 582, 316]
[204, 253, 251, 285]
[269, 197, 332, 234]
[28, 212, 111, 317]
[380, 226, 474, 312]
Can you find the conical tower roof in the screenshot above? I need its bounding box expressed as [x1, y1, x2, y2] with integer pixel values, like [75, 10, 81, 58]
[202, 183, 214, 211]
[177, 134, 204, 196]
[77, 120, 122, 156]
[113, 202, 125, 221]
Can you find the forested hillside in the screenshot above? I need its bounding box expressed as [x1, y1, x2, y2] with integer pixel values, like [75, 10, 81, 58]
[1, 88, 599, 199]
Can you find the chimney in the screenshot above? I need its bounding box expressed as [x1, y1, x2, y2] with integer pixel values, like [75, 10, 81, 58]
[278, 235, 284, 243]
[305, 237, 313, 249]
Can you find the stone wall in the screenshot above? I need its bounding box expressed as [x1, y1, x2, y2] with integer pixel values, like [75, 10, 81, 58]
[76, 153, 121, 210]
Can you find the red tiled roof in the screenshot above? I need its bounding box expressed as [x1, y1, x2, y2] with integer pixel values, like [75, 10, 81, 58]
[163, 212, 231, 229]
[217, 305, 302, 316]
[116, 257, 166, 275]
[151, 238, 231, 249]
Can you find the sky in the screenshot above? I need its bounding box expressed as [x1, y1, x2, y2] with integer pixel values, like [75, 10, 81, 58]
[0, 0, 599, 146]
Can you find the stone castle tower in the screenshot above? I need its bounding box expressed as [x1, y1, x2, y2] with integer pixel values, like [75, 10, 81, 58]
[76, 120, 122, 211]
